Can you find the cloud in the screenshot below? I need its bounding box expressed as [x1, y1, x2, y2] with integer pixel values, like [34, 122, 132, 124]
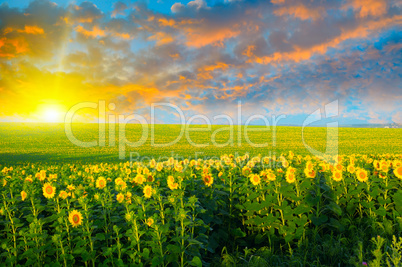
[273, 4, 325, 21]
[0, 0, 400, 125]
[171, 0, 209, 13]
[111, 1, 128, 18]
[75, 25, 106, 38]
[343, 0, 388, 18]
[392, 112, 402, 124]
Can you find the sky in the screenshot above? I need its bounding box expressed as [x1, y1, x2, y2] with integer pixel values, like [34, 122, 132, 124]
[0, 0, 401, 125]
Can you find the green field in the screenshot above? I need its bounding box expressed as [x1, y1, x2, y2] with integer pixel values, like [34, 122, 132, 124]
[0, 123, 401, 164]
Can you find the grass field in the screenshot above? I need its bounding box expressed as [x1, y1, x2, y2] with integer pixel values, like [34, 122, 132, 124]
[0, 123, 401, 164]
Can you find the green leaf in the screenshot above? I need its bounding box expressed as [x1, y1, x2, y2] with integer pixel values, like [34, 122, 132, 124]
[166, 244, 181, 254]
[141, 248, 150, 260]
[189, 256, 202, 267]
[231, 227, 246, 238]
[187, 239, 203, 246]
[327, 202, 342, 216]
[95, 233, 105, 241]
[311, 215, 328, 226]
[151, 256, 163, 267]
[374, 206, 387, 217]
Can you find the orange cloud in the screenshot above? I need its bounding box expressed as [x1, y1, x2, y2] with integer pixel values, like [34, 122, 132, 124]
[184, 26, 240, 48]
[247, 15, 402, 64]
[274, 4, 325, 21]
[18, 25, 45, 35]
[3, 25, 45, 35]
[196, 62, 231, 80]
[344, 0, 387, 18]
[158, 18, 176, 27]
[242, 45, 256, 57]
[112, 32, 132, 40]
[147, 32, 174, 46]
[0, 37, 30, 58]
[75, 25, 106, 38]
[202, 62, 230, 72]
[170, 53, 180, 59]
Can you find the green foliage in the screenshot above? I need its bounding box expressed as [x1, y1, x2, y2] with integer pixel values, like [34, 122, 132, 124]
[0, 151, 402, 265]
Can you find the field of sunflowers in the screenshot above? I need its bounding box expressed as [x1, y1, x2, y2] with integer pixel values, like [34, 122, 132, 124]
[1, 152, 402, 266]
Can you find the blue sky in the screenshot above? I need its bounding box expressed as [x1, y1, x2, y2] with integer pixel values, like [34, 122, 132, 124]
[0, 0, 401, 125]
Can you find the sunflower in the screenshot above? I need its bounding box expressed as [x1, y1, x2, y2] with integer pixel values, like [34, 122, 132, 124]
[116, 193, 125, 203]
[242, 166, 251, 177]
[379, 172, 387, 179]
[94, 193, 100, 200]
[68, 210, 83, 228]
[394, 166, 402, 179]
[305, 161, 314, 171]
[249, 174, 261, 186]
[304, 168, 316, 178]
[393, 160, 402, 168]
[146, 174, 155, 183]
[125, 192, 132, 204]
[347, 165, 356, 173]
[150, 159, 156, 169]
[319, 163, 327, 172]
[267, 172, 276, 181]
[96, 177, 107, 189]
[202, 174, 214, 187]
[285, 172, 296, 184]
[59, 190, 69, 200]
[143, 185, 153, 198]
[25, 176, 33, 183]
[39, 170, 46, 181]
[335, 163, 343, 172]
[134, 174, 145, 185]
[287, 167, 296, 174]
[356, 169, 369, 183]
[282, 160, 289, 168]
[125, 212, 133, 222]
[21, 190, 27, 201]
[156, 163, 163, 172]
[174, 164, 183, 172]
[118, 181, 127, 190]
[115, 177, 124, 186]
[146, 218, 154, 227]
[168, 181, 178, 190]
[43, 183, 56, 199]
[381, 165, 389, 173]
[67, 184, 75, 191]
[167, 175, 175, 184]
[332, 171, 343, 182]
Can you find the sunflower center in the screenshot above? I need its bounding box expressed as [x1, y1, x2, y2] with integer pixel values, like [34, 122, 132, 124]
[359, 172, 365, 179]
[73, 214, 80, 223]
[46, 187, 53, 194]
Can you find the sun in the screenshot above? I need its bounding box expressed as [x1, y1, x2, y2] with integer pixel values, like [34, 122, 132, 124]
[37, 104, 65, 123]
[44, 108, 60, 122]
